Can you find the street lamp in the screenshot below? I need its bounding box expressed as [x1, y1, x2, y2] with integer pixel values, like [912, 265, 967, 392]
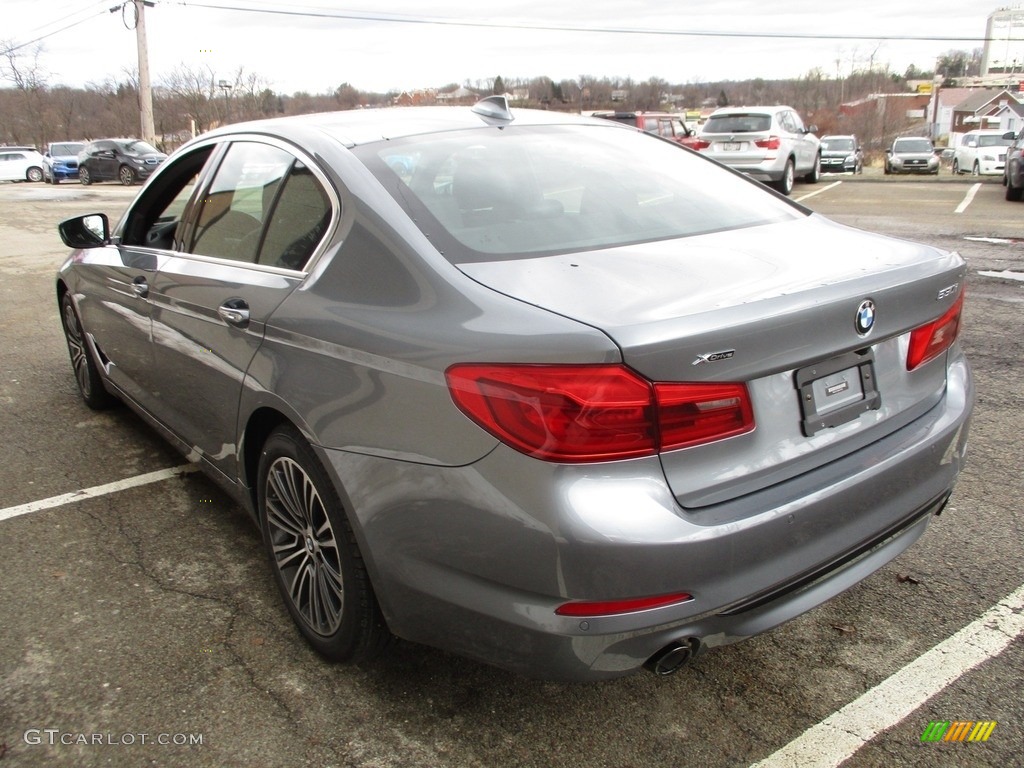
[218, 79, 232, 124]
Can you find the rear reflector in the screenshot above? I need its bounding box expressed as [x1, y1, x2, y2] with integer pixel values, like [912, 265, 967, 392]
[906, 291, 964, 371]
[445, 364, 754, 463]
[555, 592, 693, 617]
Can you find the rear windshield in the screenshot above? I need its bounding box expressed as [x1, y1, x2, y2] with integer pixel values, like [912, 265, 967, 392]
[355, 124, 802, 263]
[702, 114, 772, 133]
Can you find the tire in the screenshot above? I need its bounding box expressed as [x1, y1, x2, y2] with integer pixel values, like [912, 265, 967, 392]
[772, 159, 795, 195]
[258, 426, 391, 662]
[952, 159, 960, 174]
[1006, 176, 1023, 201]
[972, 161, 980, 176]
[804, 154, 821, 184]
[59, 292, 117, 409]
[27, 166, 43, 182]
[79, 166, 92, 185]
[883, 163, 891, 175]
[119, 165, 136, 186]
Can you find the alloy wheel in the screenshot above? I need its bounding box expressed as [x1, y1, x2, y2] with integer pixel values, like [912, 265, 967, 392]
[264, 456, 344, 636]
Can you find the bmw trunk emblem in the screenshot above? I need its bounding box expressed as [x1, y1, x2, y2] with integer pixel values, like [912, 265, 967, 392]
[855, 299, 876, 335]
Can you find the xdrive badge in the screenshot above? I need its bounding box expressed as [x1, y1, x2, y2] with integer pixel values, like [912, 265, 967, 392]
[691, 349, 736, 366]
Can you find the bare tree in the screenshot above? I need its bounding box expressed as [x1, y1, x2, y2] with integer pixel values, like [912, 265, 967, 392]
[1, 40, 48, 146]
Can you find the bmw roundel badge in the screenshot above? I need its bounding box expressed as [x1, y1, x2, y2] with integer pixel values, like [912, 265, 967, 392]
[855, 299, 876, 335]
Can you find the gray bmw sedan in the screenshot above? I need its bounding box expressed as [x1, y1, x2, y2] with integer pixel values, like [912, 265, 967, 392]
[56, 97, 973, 681]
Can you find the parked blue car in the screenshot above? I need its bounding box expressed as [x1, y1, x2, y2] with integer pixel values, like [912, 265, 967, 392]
[42, 142, 85, 183]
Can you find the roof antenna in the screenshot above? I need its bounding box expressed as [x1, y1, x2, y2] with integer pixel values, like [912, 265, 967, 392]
[472, 95, 514, 123]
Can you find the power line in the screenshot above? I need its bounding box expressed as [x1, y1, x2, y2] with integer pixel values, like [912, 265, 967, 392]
[173, 1, 1019, 44]
[3, 4, 111, 54]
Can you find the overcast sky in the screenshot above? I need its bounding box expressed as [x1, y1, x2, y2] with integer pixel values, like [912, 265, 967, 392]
[1, 1, 1000, 95]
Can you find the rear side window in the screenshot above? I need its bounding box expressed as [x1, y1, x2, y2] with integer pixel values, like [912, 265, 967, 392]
[186, 143, 331, 271]
[703, 114, 771, 133]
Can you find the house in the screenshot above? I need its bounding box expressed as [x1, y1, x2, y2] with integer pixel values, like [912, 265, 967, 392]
[988, 98, 1024, 135]
[949, 89, 1020, 135]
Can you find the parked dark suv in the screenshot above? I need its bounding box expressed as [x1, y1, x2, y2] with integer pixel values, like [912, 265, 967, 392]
[819, 135, 863, 174]
[78, 139, 167, 185]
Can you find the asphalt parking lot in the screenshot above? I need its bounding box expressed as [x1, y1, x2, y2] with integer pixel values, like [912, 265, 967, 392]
[1, 174, 1021, 767]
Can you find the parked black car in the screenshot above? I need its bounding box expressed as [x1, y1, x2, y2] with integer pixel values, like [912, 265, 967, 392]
[78, 139, 167, 185]
[819, 135, 863, 174]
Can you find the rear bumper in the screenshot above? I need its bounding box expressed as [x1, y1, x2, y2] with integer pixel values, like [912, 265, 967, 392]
[323, 353, 973, 681]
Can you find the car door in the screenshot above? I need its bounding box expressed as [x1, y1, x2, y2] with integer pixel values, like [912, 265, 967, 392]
[0, 152, 18, 181]
[147, 138, 335, 481]
[784, 111, 813, 172]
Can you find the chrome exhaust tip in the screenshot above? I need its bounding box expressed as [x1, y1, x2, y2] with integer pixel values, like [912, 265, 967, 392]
[644, 639, 698, 676]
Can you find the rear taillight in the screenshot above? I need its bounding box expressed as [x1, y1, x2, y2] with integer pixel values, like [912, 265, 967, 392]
[690, 138, 711, 150]
[755, 136, 781, 150]
[445, 364, 754, 463]
[906, 291, 964, 371]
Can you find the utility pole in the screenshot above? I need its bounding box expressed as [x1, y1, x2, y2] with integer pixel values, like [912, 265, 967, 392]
[135, 0, 156, 146]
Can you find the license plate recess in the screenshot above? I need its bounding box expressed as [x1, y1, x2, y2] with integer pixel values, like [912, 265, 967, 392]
[795, 350, 880, 436]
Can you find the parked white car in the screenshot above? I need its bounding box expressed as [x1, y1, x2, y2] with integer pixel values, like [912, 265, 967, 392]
[952, 129, 1013, 176]
[692, 106, 820, 195]
[0, 147, 45, 183]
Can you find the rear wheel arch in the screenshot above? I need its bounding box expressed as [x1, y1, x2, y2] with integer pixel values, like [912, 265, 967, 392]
[241, 407, 293, 510]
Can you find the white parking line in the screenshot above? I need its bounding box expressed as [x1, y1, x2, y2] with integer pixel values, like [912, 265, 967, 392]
[955, 183, 981, 213]
[794, 180, 842, 202]
[751, 582, 1024, 767]
[0, 465, 197, 523]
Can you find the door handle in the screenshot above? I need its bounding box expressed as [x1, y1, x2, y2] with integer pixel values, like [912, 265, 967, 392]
[218, 300, 250, 327]
[131, 276, 148, 298]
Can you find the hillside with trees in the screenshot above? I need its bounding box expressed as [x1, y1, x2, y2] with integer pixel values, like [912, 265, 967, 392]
[1, 41, 984, 154]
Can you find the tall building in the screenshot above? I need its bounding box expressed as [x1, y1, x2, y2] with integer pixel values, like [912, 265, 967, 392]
[983, 7, 1024, 75]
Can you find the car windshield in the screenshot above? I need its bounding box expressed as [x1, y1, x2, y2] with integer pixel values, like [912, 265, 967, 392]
[822, 138, 854, 151]
[51, 143, 84, 156]
[356, 124, 802, 263]
[115, 140, 160, 156]
[702, 114, 772, 133]
[894, 139, 933, 153]
[978, 135, 1013, 147]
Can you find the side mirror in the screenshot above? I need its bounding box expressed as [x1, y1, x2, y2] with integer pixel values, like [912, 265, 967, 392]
[59, 213, 110, 249]
[1005, 131, 1017, 140]
[806, 125, 818, 134]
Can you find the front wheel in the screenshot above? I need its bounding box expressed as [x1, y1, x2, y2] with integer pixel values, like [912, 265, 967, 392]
[59, 292, 117, 409]
[952, 159, 961, 174]
[79, 166, 92, 185]
[972, 162, 980, 176]
[772, 159, 795, 195]
[118, 165, 136, 186]
[258, 426, 391, 663]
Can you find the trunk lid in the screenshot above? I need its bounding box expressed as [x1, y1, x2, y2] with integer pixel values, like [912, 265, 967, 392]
[457, 214, 966, 507]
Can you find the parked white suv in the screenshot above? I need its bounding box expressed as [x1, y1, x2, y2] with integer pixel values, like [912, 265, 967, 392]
[952, 129, 1013, 176]
[0, 146, 44, 183]
[693, 106, 820, 195]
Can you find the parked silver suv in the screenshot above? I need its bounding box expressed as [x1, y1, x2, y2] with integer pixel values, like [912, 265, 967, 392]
[693, 105, 821, 195]
[884, 136, 939, 175]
